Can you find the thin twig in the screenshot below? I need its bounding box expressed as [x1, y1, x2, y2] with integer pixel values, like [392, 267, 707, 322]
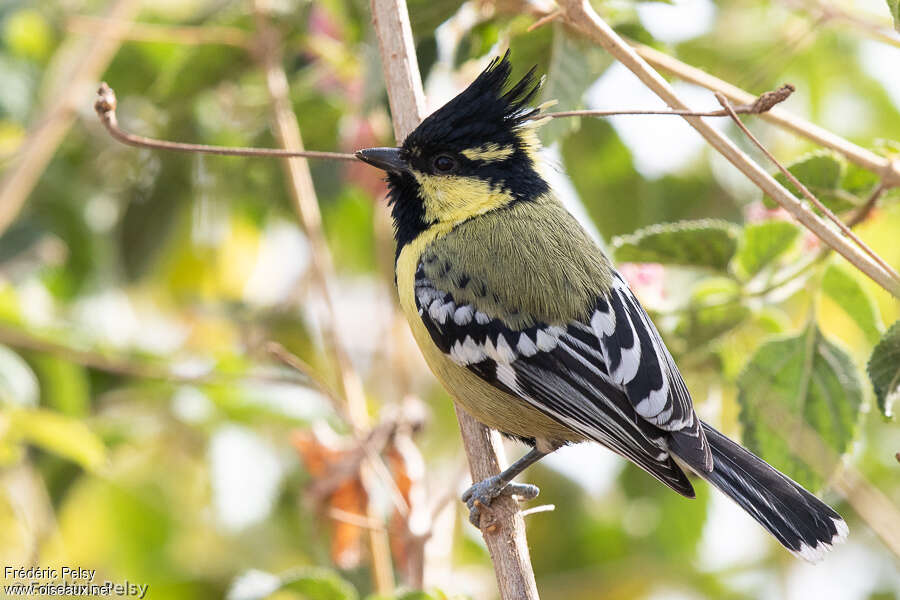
[67, 15, 253, 47]
[519, 504, 556, 518]
[780, 0, 900, 50]
[714, 93, 900, 285]
[266, 341, 350, 420]
[846, 182, 888, 228]
[528, 10, 561, 32]
[0, 324, 308, 387]
[557, 0, 900, 298]
[629, 40, 900, 188]
[93, 83, 358, 161]
[268, 341, 412, 517]
[370, 0, 541, 597]
[549, 84, 795, 119]
[252, 3, 394, 592]
[329, 508, 386, 531]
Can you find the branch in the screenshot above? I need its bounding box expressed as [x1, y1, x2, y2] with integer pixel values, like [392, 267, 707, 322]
[714, 93, 900, 284]
[67, 15, 252, 47]
[0, 0, 141, 237]
[369, 0, 541, 598]
[252, 3, 395, 592]
[556, 0, 900, 298]
[548, 84, 795, 118]
[628, 40, 900, 188]
[0, 324, 309, 387]
[780, 0, 900, 50]
[93, 83, 357, 161]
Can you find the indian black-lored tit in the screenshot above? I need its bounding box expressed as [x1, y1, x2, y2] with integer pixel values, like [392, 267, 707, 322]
[356, 52, 847, 562]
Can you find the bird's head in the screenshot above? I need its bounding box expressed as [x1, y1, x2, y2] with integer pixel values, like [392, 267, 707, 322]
[356, 52, 552, 252]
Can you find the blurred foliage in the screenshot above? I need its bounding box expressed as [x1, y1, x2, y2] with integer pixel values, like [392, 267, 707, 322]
[1, 0, 899, 599]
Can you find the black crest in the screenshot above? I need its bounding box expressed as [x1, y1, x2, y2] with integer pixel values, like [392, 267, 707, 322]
[402, 51, 543, 152]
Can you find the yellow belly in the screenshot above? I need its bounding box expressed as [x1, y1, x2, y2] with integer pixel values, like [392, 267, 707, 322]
[396, 236, 584, 444]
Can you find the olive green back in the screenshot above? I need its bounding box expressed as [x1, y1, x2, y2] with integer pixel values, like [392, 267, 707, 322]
[420, 194, 614, 329]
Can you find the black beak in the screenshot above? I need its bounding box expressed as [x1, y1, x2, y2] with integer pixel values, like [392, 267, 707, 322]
[355, 147, 408, 173]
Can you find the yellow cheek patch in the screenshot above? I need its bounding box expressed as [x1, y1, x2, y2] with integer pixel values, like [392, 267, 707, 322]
[413, 171, 514, 225]
[461, 143, 515, 163]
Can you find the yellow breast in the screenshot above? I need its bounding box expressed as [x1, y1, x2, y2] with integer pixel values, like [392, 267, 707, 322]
[395, 229, 584, 444]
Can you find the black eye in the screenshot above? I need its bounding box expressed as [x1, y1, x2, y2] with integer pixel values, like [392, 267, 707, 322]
[433, 155, 457, 173]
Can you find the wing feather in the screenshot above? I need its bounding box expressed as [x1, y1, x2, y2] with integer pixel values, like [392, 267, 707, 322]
[415, 262, 709, 493]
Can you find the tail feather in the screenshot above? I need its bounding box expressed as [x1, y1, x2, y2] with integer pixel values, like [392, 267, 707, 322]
[676, 421, 848, 563]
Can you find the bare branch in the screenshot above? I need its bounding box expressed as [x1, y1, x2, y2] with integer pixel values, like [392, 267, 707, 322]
[847, 182, 889, 228]
[556, 0, 900, 298]
[329, 508, 386, 531]
[370, 0, 541, 597]
[94, 83, 357, 161]
[0, 324, 308, 388]
[549, 84, 795, 119]
[67, 15, 252, 47]
[629, 40, 900, 188]
[714, 93, 900, 285]
[251, 3, 395, 592]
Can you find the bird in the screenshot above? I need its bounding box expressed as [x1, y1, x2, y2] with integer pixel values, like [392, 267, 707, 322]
[355, 52, 847, 562]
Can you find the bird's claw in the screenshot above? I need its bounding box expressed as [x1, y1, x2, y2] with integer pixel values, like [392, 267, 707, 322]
[462, 476, 540, 527]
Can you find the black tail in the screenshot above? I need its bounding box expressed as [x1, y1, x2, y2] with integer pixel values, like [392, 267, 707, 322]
[682, 422, 848, 562]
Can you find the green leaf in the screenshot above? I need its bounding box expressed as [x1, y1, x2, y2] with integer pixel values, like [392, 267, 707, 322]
[867, 321, 900, 418]
[764, 151, 855, 213]
[3, 9, 53, 61]
[539, 23, 611, 144]
[454, 21, 500, 67]
[888, 0, 900, 33]
[7, 408, 106, 471]
[228, 567, 357, 600]
[821, 265, 883, 345]
[408, 0, 465, 41]
[675, 278, 751, 345]
[611, 220, 739, 270]
[841, 162, 880, 197]
[733, 220, 800, 277]
[737, 325, 863, 490]
[27, 353, 91, 416]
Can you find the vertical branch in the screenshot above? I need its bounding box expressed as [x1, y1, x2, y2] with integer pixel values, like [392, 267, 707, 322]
[251, 4, 395, 593]
[368, 0, 541, 598]
[0, 0, 141, 236]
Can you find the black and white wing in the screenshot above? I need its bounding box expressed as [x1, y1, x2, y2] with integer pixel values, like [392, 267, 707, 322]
[415, 265, 711, 497]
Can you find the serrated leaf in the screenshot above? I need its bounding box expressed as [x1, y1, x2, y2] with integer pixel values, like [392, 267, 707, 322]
[228, 567, 357, 600]
[867, 321, 900, 418]
[733, 220, 799, 277]
[540, 23, 611, 144]
[888, 0, 900, 33]
[821, 265, 883, 345]
[737, 325, 862, 490]
[7, 407, 106, 471]
[764, 151, 855, 213]
[611, 220, 739, 270]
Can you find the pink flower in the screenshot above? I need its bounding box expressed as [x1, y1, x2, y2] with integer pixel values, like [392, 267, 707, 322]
[619, 262, 666, 304]
[744, 200, 790, 223]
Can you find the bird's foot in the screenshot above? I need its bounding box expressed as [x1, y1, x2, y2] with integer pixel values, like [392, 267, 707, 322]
[461, 475, 540, 527]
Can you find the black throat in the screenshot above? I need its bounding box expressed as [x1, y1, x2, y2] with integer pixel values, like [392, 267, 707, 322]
[387, 171, 429, 260]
